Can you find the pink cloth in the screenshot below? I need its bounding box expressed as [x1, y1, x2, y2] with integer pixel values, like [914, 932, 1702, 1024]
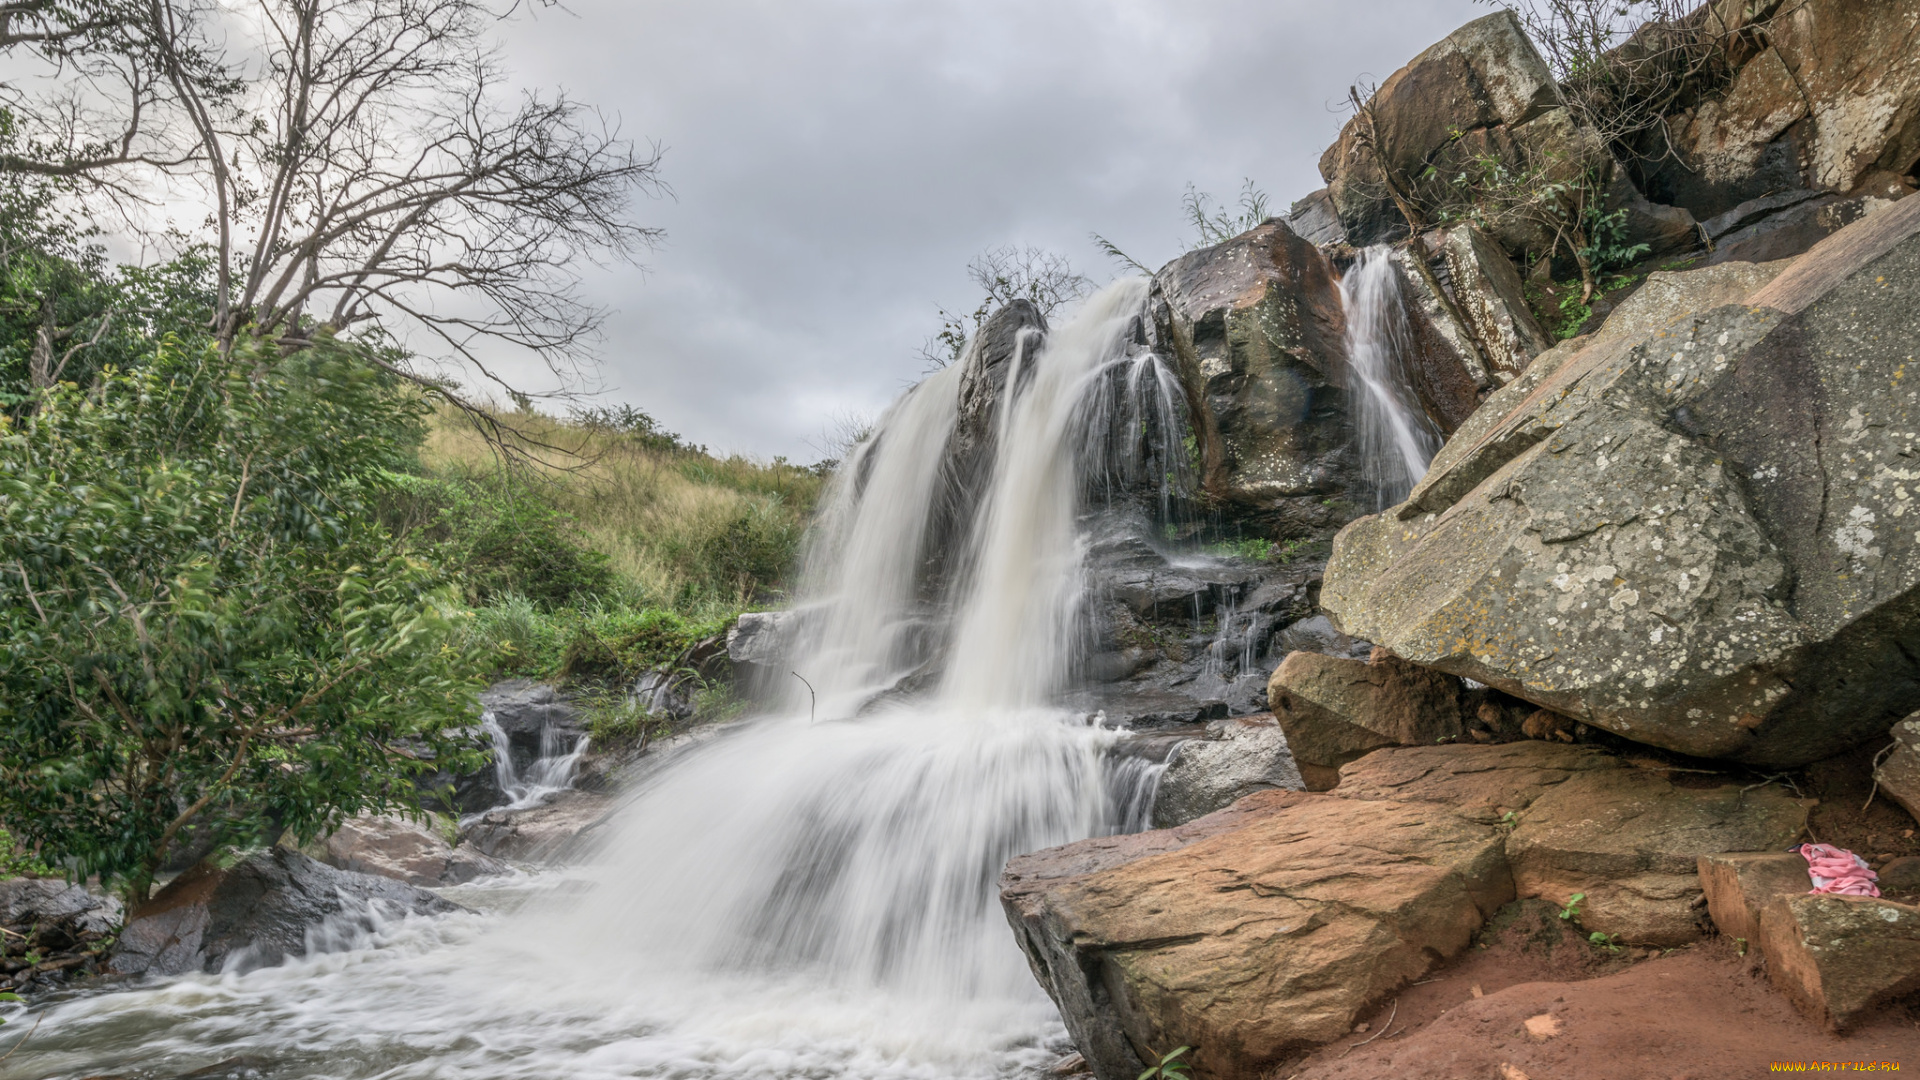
[1798, 843, 1881, 897]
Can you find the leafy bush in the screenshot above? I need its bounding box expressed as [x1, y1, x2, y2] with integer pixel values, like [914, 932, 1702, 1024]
[0, 338, 486, 901]
[388, 472, 616, 610]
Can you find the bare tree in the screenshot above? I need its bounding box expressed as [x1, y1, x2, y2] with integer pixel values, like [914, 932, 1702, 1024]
[138, 0, 663, 404]
[919, 244, 1090, 369]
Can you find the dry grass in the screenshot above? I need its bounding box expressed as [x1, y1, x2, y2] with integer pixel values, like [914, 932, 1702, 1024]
[421, 408, 825, 617]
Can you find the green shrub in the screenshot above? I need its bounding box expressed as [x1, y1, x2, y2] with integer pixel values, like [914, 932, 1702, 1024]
[0, 338, 487, 902]
[388, 472, 616, 610]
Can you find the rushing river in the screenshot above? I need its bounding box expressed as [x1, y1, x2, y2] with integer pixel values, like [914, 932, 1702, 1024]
[5, 281, 1186, 1080]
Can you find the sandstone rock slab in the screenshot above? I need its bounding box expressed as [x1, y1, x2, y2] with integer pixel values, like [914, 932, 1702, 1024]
[1507, 770, 1809, 945]
[1699, 850, 1812, 946]
[1321, 194, 1920, 767]
[1269, 650, 1469, 788]
[110, 848, 464, 978]
[1761, 893, 1920, 1030]
[1149, 714, 1305, 827]
[1000, 790, 1513, 1080]
[1331, 740, 1621, 824]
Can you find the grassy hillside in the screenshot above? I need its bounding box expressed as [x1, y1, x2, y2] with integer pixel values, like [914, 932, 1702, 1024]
[403, 407, 827, 689]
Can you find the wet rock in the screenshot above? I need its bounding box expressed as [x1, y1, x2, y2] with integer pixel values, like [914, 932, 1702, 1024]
[0, 878, 122, 938]
[1506, 769, 1809, 946]
[1321, 196, 1920, 767]
[459, 789, 616, 863]
[1148, 714, 1305, 827]
[1272, 613, 1371, 660]
[954, 299, 1049, 467]
[1760, 894, 1920, 1030]
[1286, 188, 1346, 246]
[0, 879, 124, 992]
[1873, 712, 1920, 826]
[1384, 244, 1496, 433]
[1427, 225, 1553, 384]
[999, 790, 1513, 1080]
[321, 814, 507, 887]
[1268, 650, 1470, 789]
[1699, 850, 1812, 946]
[109, 848, 464, 978]
[1145, 220, 1352, 530]
[1708, 191, 1908, 266]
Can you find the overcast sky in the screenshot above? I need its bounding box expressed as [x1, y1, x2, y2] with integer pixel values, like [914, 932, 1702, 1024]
[493, 0, 1486, 460]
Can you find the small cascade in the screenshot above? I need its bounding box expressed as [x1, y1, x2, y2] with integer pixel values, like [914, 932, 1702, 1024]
[479, 710, 590, 813]
[1341, 246, 1442, 509]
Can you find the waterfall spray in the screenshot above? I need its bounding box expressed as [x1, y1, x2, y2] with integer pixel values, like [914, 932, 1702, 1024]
[1341, 246, 1441, 509]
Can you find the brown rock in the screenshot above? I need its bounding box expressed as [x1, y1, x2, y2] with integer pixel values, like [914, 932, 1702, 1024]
[999, 790, 1513, 1080]
[1382, 244, 1494, 434]
[1698, 851, 1811, 946]
[322, 814, 507, 887]
[1268, 650, 1469, 788]
[1519, 710, 1576, 743]
[1877, 855, 1920, 895]
[1332, 741, 1622, 824]
[1760, 894, 1920, 1030]
[1429, 225, 1553, 383]
[1507, 770, 1810, 945]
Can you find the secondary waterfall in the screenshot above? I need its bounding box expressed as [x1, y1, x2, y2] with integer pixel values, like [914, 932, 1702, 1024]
[9, 280, 1188, 1080]
[1341, 246, 1441, 509]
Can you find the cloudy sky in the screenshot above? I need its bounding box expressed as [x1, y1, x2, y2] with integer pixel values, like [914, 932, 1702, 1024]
[495, 0, 1486, 459]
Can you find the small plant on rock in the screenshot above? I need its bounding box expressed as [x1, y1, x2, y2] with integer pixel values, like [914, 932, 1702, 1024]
[1557, 892, 1586, 922]
[1588, 930, 1624, 954]
[1138, 1045, 1193, 1080]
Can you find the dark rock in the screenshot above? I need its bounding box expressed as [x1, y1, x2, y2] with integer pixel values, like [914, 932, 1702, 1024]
[1873, 711, 1920, 826]
[1146, 220, 1352, 529]
[0, 878, 123, 938]
[109, 848, 464, 978]
[1286, 188, 1346, 246]
[1427, 225, 1554, 384]
[1702, 189, 1829, 241]
[953, 299, 1048, 467]
[1149, 713, 1305, 827]
[458, 790, 616, 863]
[1708, 191, 1911, 266]
[1323, 195, 1920, 767]
[1272, 613, 1371, 660]
[1878, 855, 1920, 895]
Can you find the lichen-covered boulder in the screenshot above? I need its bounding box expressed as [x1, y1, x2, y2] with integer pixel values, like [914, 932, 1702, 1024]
[1322, 196, 1920, 767]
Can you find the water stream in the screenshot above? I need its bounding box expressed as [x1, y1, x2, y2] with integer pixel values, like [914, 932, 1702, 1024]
[6, 281, 1181, 1080]
[1340, 246, 1441, 509]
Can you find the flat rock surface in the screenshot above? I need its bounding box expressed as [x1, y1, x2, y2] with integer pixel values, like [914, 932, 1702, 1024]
[1287, 943, 1920, 1079]
[323, 814, 507, 887]
[1001, 790, 1513, 1080]
[1762, 893, 1920, 1030]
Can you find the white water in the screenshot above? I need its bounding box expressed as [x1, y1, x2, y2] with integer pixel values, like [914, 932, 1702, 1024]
[1341, 246, 1441, 509]
[479, 710, 591, 815]
[8, 281, 1180, 1080]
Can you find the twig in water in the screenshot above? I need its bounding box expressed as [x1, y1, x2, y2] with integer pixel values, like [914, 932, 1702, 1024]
[1341, 999, 1397, 1056]
[0, 1012, 44, 1063]
[791, 672, 817, 724]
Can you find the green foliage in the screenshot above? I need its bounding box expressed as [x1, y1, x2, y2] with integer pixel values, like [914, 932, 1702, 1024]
[1204, 536, 1276, 562]
[1577, 205, 1650, 278]
[570, 402, 704, 456]
[1138, 1046, 1193, 1080]
[0, 338, 487, 900]
[386, 471, 616, 610]
[1184, 179, 1270, 249]
[461, 592, 731, 686]
[1588, 930, 1623, 953]
[1558, 892, 1586, 922]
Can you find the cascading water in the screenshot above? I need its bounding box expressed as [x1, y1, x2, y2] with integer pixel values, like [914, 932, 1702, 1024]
[9, 280, 1189, 1080]
[479, 710, 591, 814]
[1341, 246, 1442, 509]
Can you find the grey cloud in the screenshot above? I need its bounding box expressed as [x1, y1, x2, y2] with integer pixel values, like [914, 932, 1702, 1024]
[491, 0, 1485, 458]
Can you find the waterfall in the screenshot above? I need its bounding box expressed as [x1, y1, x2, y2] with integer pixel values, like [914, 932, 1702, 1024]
[1341, 246, 1441, 509]
[15, 280, 1187, 1079]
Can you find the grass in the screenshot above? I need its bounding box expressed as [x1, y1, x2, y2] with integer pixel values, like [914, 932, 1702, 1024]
[422, 408, 824, 620]
[417, 408, 827, 687]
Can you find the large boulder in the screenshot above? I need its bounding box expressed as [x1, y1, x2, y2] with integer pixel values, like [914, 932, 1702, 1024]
[1873, 710, 1920, 826]
[1318, 11, 1599, 250]
[1268, 649, 1470, 788]
[321, 814, 507, 887]
[109, 847, 464, 978]
[1426, 225, 1554, 381]
[1148, 714, 1304, 827]
[0, 879, 123, 993]
[1000, 790, 1513, 1080]
[1146, 220, 1353, 532]
[1322, 196, 1920, 767]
